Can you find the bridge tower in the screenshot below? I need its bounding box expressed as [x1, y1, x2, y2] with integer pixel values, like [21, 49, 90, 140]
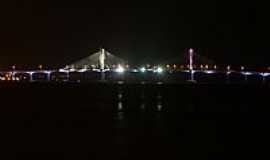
[99, 48, 106, 71]
[189, 48, 195, 82]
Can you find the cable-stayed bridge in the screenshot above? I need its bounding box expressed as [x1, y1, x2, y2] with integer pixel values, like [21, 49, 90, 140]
[0, 48, 269, 84]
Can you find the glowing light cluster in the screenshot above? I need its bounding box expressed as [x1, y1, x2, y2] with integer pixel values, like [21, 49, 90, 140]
[140, 67, 146, 73]
[155, 67, 163, 73]
[115, 65, 125, 73]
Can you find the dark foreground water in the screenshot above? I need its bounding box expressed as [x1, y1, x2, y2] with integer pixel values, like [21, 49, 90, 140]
[0, 82, 269, 160]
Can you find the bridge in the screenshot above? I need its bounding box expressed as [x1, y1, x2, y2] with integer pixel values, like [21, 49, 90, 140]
[0, 48, 269, 84]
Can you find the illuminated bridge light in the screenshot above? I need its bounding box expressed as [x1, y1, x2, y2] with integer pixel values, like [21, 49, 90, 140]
[38, 64, 43, 70]
[156, 67, 163, 73]
[115, 65, 125, 73]
[180, 65, 184, 69]
[227, 65, 231, 71]
[241, 66, 245, 71]
[200, 65, 204, 69]
[205, 70, 216, 74]
[59, 69, 69, 73]
[140, 67, 146, 73]
[70, 68, 76, 72]
[263, 73, 270, 77]
[78, 68, 87, 73]
[242, 72, 253, 76]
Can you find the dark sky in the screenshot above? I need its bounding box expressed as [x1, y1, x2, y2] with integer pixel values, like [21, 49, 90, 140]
[0, 1, 269, 69]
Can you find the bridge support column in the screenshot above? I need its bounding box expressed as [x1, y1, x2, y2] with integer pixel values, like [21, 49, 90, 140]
[29, 73, 33, 82]
[11, 72, 16, 81]
[226, 72, 230, 83]
[244, 75, 248, 82]
[101, 71, 105, 81]
[66, 72, 70, 81]
[47, 72, 51, 81]
[190, 70, 194, 81]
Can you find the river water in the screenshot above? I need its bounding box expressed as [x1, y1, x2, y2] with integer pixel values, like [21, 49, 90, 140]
[0, 82, 269, 159]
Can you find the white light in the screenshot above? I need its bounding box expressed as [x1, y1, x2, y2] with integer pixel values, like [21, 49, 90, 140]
[156, 67, 163, 73]
[115, 65, 125, 73]
[263, 73, 270, 77]
[59, 69, 68, 72]
[205, 70, 216, 74]
[70, 68, 76, 72]
[78, 69, 86, 73]
[140, 67, 146, 73]
[243, 72, 253, 75]
[44, 71, 52, 74]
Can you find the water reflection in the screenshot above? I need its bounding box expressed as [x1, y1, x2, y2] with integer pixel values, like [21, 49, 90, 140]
[157, 101, 162, 111]
[115, 87, 167, 112]
[141, 90, 145, 110]
[116, 111, 124, 121]
[118, 101, 123, 111]
[117, 88, 124, 111]
[118, 92, 123, 100]
[157, 92, 163, 111]
[140, 103, 145, 110]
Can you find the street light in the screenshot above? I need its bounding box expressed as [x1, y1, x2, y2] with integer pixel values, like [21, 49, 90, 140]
[227, 65, 231, 71]
[200, 65, 204, 70]
[38, 64, 43, 70]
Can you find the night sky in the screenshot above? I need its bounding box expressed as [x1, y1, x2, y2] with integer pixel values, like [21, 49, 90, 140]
[0, 1, 269, 69]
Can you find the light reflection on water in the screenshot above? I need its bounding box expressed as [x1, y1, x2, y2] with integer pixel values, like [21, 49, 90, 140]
[2, 82, 267, 159]
[116, 87, 165, 112]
